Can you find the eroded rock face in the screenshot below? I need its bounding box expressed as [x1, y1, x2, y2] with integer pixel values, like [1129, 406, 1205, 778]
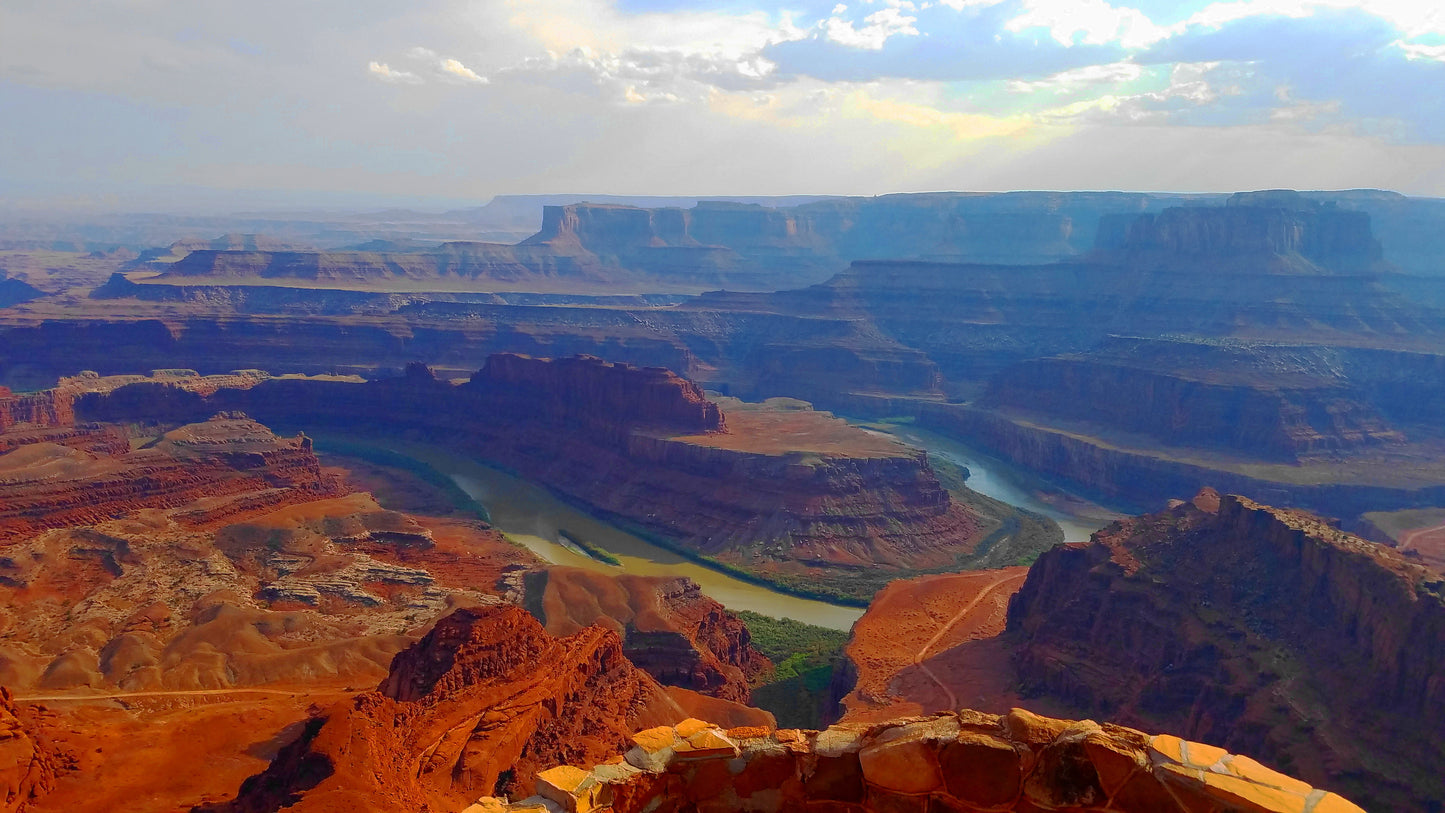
[527, 568, 770, 703]
[0, 687, 54, 812]
[1007, 489, 1445, 811]
[474, 709, 1365, 813]
[980, 338, 1405, 461]
[212, 606, 701, 813]
[0, 415, 339, 540]
[469, 353, 725, 441]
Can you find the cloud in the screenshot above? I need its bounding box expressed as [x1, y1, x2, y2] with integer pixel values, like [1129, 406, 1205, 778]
[1004, 0, 1172, 48]
[822, 7, 921, 50]
[440, 57, 489, 84]
[1007, 60, 1145, 92]
[367, 61, 421, 83]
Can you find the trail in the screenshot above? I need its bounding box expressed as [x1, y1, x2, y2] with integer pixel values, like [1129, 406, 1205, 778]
[912, 573, 1027, 712]
[1398, 522, 1445, 553]
[14, 687, 322, 703]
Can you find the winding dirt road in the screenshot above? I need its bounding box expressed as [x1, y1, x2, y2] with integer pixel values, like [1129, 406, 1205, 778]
[912, 572, 1028, 711]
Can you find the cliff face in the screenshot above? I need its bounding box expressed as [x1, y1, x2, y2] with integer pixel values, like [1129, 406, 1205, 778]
[213, 606, 691, 813]
[475, 709, 1366, 813]
[0, 388, 73, 432]
[1006, 490, 1445, 811]
[981, 338, 1404, 461]
[1097, 204, 1383, 273]
[528, 568, 769, 703]
[469, 353, 724, 441]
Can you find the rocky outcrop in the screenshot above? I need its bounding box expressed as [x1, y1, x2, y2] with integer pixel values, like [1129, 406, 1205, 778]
[211, 605, 698, 812]
[527, 568, 769, 702]
[475, 709, 1365, 813]
[1006, 490, 1445, 811]
[0, 388, 73, 432]
[0, 415, 339, 540]
[0, 687, 54, 812]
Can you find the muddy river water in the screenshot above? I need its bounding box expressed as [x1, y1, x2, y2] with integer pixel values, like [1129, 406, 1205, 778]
[392, 429, 1118, 631]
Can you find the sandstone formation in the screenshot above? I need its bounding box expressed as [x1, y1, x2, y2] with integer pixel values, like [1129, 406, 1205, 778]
[526, 568, 769, 703]
[0, 415, 339, 540]
[473, 709, 1365, 813]
[1007, 489, 1445, 811]
[0, 688, 54, 812]
[211, 605, 713, 812]
[72, 358, 986, 601]
[0, 403, 529, 693]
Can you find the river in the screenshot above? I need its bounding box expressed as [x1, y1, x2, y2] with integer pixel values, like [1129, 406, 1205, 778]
[386, 428, 1119, 632]
[879, 425, 1125, 544]
[393, 443, 867, 631]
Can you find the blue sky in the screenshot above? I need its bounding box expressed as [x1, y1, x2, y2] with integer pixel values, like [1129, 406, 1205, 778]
[2, 0, 1443, 211]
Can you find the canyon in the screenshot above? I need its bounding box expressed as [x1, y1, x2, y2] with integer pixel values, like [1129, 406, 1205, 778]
[69, 356, 994, 602]
[3, 187, 1445, 811]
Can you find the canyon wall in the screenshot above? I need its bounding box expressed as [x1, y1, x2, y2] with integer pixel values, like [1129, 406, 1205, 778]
[917, 401, 1445, 517]
[980, 338, 1404, 461]
[1006, 490, 1445, 811]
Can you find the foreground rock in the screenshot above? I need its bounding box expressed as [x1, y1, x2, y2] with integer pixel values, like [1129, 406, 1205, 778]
[1008, 489, 1445, 811]
[210, 605, 766, 812]
[474, 709, 1364, 813]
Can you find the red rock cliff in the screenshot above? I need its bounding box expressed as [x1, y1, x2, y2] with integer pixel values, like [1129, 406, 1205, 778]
[1006, 489, 1445, 811]
[210, 605, 693, 813]
[468, 353, 724, 442]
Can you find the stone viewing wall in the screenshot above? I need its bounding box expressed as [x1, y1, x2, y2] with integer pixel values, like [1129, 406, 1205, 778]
[467, 710, 1364, 813]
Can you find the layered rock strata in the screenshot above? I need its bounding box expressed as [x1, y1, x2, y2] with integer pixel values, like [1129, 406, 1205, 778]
[0, 415, 339, 540]
[212, 606, 736, 812]
[473, 709, 1364, 813]
[1007, 489, 1445, 811]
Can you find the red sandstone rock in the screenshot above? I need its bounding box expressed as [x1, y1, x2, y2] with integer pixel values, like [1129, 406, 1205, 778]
[0, 687, 54, 812]
[1007, 490, 1445, 812]
[211, 606, 714, 812]
[472, 710, 1367, 813]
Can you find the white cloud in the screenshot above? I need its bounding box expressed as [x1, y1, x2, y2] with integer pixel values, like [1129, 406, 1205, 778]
[1182, 0, 1444, 38]
[1008, 60, 1145, 92]
[367, 61, 420, 84]
[1005, 0, 1172, 48]
[1397, 40, 1445, 62]
[441, 57, 489, 84]
[822, 8, 921, 50]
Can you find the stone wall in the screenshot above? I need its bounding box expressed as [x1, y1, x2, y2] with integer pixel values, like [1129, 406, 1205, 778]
[468, 709, 1364, 813]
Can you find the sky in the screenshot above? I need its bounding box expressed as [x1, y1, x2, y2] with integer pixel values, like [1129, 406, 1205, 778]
[2, 0, 1444, 211]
